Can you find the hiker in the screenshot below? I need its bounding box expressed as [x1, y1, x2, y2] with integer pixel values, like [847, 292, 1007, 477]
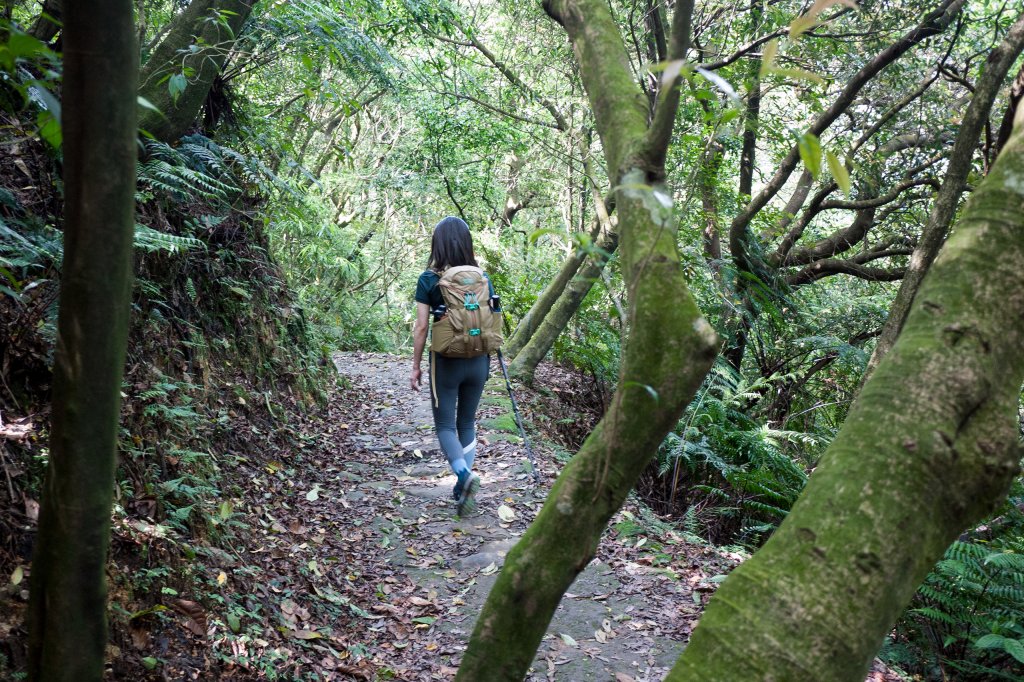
[409, 216, 501, 516]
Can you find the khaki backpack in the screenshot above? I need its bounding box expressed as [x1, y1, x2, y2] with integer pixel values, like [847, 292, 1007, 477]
[430, 266, 503, 358]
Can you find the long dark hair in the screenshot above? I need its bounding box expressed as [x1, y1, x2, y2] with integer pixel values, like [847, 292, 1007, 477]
[427, 216, 477, 271]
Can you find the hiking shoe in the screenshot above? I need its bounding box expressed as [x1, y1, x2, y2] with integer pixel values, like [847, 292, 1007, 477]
[452, 476, 464, 501]
[455, 471, 480, 517]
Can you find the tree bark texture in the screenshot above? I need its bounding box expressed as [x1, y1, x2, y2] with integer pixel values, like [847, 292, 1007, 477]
[138, 0, 254, 142]
[456, 1, 719, 679]
[866, 11, 1024, 378]
[669, 122, 1024, 682]
[26, 1, 137, 680]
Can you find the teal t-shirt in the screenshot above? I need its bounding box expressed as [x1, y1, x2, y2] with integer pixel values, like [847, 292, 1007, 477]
[414, 270, 495, 310]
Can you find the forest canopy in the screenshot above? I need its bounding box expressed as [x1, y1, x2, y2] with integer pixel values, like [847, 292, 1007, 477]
[1, 0, 1023, 679]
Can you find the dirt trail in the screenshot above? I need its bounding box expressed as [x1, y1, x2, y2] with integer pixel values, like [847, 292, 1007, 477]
[328, 352, 728, 682]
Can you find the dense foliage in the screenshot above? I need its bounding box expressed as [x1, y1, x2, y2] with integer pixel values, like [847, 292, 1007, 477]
[1, 0, 1023, 678]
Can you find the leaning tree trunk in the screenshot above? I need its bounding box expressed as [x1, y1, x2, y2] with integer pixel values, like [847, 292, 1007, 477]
[865, 12, 1024, 377]
[29, 0, 61, 43]
[138, 0, 254, 142]
[456, 2, 719, 680]
[26, 1, 137, 680]
[668, 115, 1024, 682]
[507, 230, 619, 382]
[504, 214, 615, 359]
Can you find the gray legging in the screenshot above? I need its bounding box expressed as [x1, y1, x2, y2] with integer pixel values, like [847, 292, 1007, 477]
[428, 351, 490, 471]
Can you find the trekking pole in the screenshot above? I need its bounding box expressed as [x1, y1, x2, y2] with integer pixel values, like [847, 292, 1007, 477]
[495, 348, 542, 484]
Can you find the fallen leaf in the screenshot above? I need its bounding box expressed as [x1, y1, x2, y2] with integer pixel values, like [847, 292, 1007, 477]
[170, 599, 207, 636]
[560, 633, 578, 647]
[292, 629, 322, 640]
[497, 505, 515, 523]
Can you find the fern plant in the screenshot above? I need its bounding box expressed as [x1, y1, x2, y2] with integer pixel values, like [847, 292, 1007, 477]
[890, 478, 1024, 679]
[654, 361, 814, 545]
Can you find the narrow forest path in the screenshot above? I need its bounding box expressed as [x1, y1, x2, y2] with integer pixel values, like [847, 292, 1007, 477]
[321, 352, 732, 681]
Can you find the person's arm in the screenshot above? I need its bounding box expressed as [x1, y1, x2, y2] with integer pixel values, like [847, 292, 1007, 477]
[410, 302, 430, 391]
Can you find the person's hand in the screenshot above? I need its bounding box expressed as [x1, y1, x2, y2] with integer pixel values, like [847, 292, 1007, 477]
[410, 366, 422, 391]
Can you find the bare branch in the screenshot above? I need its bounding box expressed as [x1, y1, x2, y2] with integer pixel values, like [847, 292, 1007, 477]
[642, 0, 696, 172]
[787, 259, 905, 286]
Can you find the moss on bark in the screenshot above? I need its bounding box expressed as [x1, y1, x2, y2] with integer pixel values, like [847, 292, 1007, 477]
[668, 126, 1024, 682]
[457, 3, 716, 679]
[138, 0, 254, 142]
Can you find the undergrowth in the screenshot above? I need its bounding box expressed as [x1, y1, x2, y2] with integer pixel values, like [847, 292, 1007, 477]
[0, 42, 334, 674]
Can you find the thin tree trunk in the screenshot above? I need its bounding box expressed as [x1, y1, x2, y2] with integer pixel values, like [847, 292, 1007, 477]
[504, 212, 612, 359]
[864, 11, 1024, 378]
[737, 0, 762, 200]
[456, 2, 719, 679]
[29, 0, 61, 43]
[138, 0, 255, 142]
[507, 230, 619, 382]
[669, 113, 1024, 682]
[26, 1, 137, 679]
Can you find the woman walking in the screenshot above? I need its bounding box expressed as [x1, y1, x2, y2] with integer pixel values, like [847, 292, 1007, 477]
[410, 217, 497, 516]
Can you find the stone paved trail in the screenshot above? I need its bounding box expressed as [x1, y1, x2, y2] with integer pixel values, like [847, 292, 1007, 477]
[332, 352, 714, 682]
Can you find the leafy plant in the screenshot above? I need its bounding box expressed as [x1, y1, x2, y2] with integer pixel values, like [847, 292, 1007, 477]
[652, 362, 813, 545]
[889, 480, 1024, 680]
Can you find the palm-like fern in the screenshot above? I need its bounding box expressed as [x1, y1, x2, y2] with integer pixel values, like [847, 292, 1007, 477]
[657, 361, 814, 544]
[893, 482, 1024, 679]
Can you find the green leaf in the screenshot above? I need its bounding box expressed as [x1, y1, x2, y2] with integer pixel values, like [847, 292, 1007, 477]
[226, 613, 241, 633]
[758, 40, 778, 78]
[764, 67, 824, 85]
[168, 73, 187, 104]
[528, 227, 564, 243]
[826, 151, 851, 195]
[974, 633, 1006, 649]
[142, 657, 159, 670]
[1004, 639, 1024, 664]
[411, 616, 436, 625]
[137, 96, 162, 114]
[624, 381, 659, 404]
[37, 110, 61, 149]
[797, 133, 822, 179]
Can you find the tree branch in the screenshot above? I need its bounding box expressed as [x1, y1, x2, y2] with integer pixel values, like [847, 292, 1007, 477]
[728, 0, 966, 273]
[641, 0, 695, 173]
[786, 259, 905, 286]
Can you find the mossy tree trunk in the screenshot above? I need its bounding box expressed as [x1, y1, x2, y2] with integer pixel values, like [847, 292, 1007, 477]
[504, 216, 616, 361]
[456, 1, 720, 679]
[26, 1, 137, 680]
[507, 231, 618, 382]
[668, 118, 1024, 681]
[29, 0, 61, 43]
[138, 0, 254, 143]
